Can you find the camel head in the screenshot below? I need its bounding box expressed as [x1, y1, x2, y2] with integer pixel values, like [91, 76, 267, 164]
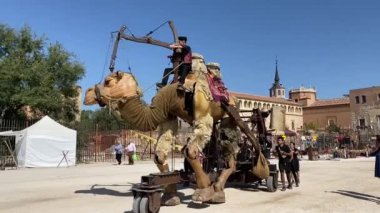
[84, 71, 141, 107]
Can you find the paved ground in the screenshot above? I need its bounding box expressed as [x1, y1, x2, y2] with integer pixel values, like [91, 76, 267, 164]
[0, 157, 379, 213]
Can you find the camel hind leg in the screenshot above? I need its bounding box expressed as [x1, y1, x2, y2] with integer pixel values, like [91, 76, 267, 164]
[185, 91, 215, 202]
[210, 117, 240, 203]
[154, 117, 181, 206]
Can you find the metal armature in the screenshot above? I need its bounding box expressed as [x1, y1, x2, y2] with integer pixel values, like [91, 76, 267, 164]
[109, 21, 179, 72]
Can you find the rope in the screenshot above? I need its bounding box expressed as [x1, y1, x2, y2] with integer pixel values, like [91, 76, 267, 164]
[117, 40, 134, 75]
[99, 32, 115, 83]
[145, 21, 169, 36]
[125, 26, 135, 37]
[141, 62, 184, 94]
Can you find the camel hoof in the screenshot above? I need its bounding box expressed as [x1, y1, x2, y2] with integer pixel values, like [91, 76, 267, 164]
[161, 193, 180, 206]
[191, 186, 215, 202]
[208, 190, 225, 203]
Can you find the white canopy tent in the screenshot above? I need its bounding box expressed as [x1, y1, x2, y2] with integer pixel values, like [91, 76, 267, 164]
[1, 116, 77, 167]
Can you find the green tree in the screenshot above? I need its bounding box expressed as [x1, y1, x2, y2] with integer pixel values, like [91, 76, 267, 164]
[304, 122, 317, 135]
[0, 24, 84, 123]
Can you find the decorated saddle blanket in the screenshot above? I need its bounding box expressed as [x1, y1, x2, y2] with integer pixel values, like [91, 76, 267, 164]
[206, 74, 229, 103]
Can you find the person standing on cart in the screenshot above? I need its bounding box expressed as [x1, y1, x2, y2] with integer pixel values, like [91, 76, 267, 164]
[275, 136, 293, 191]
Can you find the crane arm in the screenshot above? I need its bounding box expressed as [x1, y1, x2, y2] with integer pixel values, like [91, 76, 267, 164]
[109, 21, 179, 72]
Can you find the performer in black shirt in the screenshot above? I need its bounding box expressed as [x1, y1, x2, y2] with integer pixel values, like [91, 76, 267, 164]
[275, 136, 293, 191]
[290, 142, 300, 187]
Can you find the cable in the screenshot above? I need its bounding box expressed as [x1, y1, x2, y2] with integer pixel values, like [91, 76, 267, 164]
[99, 32, 115, 83]
[145, 21, 169, 36]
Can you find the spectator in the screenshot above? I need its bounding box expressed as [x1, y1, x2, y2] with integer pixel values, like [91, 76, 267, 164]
[125, 141, 137, 165]
[114, 140, 124, 165]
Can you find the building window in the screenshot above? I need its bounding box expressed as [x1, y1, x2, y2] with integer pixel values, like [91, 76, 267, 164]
[377, 116, 380, 131]
[291, 121, 295, 130]
[295, 99, 298, 103]
[355, 96, 360, 104]
[378, 93, 380, 101]
[327, 116, 337, 126]
[362, 95, 366, 104]
[359, 119, 365, 127]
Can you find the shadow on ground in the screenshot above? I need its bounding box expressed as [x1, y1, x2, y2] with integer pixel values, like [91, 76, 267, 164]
[326, 190, 380, 204]
[75, 184, 134, 197]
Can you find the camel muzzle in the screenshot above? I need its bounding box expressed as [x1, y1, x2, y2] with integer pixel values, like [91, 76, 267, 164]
[94, 84, 107, 107]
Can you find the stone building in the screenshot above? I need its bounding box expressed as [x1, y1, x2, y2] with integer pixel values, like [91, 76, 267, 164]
[289, 87, 351, 130]
[231, 60, 303, 132]
[231, 92, 303, 132]
[349, 86, 380, 135]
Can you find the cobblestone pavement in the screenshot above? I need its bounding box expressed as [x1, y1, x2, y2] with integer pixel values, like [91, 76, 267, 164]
[0, 157, 379, 213]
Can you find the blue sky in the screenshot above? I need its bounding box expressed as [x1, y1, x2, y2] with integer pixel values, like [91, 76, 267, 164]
[1, 0, 380, 110]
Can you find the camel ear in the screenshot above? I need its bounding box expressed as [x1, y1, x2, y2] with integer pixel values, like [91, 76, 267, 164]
[116, 71, 124, 80]
[84, 87, 97, 105]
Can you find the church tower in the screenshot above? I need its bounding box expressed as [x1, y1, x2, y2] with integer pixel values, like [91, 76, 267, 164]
[269, 59, 285, 98]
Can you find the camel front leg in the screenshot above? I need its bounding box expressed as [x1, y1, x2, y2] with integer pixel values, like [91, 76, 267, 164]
[153, 117, 181, 206]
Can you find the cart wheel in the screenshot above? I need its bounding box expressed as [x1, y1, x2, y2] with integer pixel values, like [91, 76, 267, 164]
[139, 195, 149, 213]
[266, 176, 277, 192]
[132, 194, 142, 213]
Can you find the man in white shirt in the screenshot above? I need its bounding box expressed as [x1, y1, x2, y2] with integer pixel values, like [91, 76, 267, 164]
[125, 141, 137, 165]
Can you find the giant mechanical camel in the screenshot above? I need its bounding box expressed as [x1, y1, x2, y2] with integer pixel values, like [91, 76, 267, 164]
[84, 22, 269, 206]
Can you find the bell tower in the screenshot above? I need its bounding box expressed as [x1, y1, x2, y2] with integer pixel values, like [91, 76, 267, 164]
[269, 59, 285, 98]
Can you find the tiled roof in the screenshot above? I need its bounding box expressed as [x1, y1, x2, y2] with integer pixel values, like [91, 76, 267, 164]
[229, 91, 301, 106]
[304, 98, 350, 108]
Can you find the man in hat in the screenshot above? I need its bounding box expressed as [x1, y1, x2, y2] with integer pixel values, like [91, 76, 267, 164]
[206, 62, 222, 79]
[169, 36, 192, 89]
